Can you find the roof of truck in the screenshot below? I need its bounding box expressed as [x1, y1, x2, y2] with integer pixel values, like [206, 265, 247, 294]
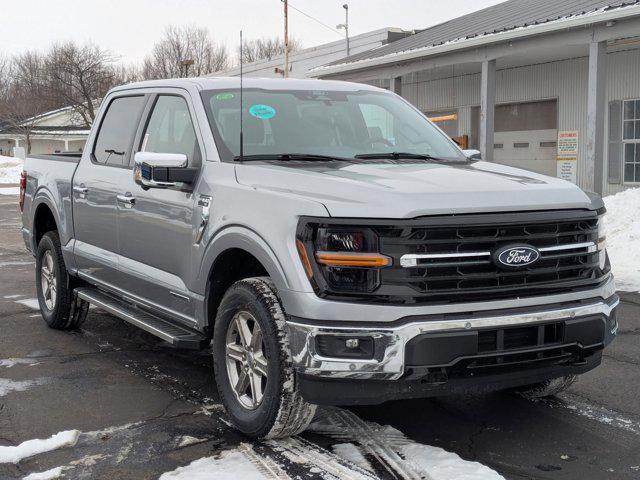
[111, 77, 384, 93]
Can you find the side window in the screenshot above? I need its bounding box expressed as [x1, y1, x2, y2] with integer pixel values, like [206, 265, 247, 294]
[93, 96, 146, 166]
[141, 95, 200, 164]
[359, 103, 395, 144]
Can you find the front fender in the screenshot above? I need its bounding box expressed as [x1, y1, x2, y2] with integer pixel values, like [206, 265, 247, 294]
[195, 225, 290, 295]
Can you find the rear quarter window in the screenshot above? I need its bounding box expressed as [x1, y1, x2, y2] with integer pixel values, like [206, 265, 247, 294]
[93, 95, 146, 166]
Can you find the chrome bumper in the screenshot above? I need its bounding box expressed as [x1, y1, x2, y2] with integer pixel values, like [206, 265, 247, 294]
[286, 292, 619, 381]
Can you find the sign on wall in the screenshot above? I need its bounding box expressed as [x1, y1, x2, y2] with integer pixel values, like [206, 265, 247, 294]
[556, 130, 578, 183]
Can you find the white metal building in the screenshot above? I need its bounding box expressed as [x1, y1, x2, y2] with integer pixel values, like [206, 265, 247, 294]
[311, 0, 640, 196]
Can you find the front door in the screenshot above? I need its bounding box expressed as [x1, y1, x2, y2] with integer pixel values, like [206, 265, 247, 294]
[72, 94, 148, 288]
[116, 93, 202, 324]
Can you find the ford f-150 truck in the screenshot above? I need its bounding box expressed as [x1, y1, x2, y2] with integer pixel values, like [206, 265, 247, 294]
[20, 77, 618, 439]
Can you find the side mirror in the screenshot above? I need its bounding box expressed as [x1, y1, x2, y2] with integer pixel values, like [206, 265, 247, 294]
[133, 152, 198, 189]
[462, 149, 481, 160]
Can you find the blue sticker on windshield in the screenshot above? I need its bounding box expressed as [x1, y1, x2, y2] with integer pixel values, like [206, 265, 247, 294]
[249, 104, 276, 119]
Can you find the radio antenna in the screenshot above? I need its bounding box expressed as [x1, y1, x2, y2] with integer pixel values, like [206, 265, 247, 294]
[239, 30, 244, 161]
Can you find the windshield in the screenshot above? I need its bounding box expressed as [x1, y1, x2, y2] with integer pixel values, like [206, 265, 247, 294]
[201, 88, 465, 162]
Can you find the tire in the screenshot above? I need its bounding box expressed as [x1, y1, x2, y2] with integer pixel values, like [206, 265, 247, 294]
[514, 375, 578, 399]
[212, 277, 316, 439]
[35, 231, 89, 330]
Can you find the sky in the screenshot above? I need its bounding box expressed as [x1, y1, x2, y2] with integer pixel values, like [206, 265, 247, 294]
[0, 0, 505, 64]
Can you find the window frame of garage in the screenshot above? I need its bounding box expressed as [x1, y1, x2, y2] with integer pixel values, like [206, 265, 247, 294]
[622, 98, 640, 184]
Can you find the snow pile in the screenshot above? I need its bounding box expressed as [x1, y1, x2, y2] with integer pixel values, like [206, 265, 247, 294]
[401, 441, 503, 480]
[0, 430, 79, 464]
[159, 449, 265, 480]
[604, 188, 640, 292]
[0, 155, 23, 184]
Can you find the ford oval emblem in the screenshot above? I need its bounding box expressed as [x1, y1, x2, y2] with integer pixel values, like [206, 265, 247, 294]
[494, 245, 540, 269]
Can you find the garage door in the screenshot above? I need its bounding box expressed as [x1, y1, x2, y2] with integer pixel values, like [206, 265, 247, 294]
[472, 100, 558, 176]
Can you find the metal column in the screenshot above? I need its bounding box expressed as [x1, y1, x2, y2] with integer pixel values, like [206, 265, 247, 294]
[480, 59, 496, 161]
[391, 76, 402, 96]
[586, 41, 607, 194]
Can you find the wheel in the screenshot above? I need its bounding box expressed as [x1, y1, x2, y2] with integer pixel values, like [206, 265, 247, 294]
[212, 277, 316, 439]
[35, 231, 89, 330]
[514, 375, 577, 399]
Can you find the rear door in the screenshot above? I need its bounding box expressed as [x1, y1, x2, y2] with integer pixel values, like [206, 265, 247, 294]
[72, 94, 148, 288]
[116, 91, 202, 324]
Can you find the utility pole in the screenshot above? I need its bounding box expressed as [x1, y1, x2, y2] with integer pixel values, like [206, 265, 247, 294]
[283, 0, 289, 78]
[337, 4, 350, 56]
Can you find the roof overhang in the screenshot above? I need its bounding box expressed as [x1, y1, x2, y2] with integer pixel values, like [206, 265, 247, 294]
[310, 4, 640, 77]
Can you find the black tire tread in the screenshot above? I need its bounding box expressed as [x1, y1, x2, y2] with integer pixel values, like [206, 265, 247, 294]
[36, 231, 88, 330]
[213, 276, 316, 439]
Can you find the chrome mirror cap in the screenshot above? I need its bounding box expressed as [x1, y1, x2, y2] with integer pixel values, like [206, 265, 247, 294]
[462, 149, 481, 160]
[134, 152, 188, 189]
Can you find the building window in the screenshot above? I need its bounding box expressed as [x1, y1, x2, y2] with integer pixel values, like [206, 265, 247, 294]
[623, 99, 640, 183]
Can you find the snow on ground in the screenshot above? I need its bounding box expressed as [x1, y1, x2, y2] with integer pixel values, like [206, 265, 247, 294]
[0, 186, 20, 195]
[159, 447, 266, 480]
[604, 188, 640, 292]
[0, 358, 39, 368]
[309, 407, 504, 480]
[22, 466, 66, 480]
[0, 430, 79, 464]
[0, 154, 22, 184]
[0, 378, 47, 397]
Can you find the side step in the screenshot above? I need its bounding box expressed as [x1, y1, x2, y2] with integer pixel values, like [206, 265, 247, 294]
[75, 287, 208, 350]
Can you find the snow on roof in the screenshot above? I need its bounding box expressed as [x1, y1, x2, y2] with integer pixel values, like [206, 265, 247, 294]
[312, 0, 640, 74]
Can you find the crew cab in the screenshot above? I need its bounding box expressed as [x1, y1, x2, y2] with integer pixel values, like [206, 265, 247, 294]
[20, 78, 618, 438]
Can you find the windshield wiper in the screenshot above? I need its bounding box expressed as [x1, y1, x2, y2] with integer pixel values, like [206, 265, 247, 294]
[353, 152, 463, 162]
[234, 153, 352, 162]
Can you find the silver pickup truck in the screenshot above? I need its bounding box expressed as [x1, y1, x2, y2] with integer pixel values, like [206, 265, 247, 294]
[20, 77, 618, 439]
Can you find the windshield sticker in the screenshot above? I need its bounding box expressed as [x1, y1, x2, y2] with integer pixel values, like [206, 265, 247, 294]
[249, 104, 276, 119]
[215, 92, 235, 100]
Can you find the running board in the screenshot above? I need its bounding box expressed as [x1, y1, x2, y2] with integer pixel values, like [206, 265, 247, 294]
[75, 287, 208, 350]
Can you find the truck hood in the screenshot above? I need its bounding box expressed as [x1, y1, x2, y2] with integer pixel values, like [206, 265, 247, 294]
[235, 160, 596, 218]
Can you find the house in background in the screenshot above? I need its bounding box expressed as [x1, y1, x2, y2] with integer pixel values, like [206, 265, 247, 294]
[0, 106, 90, 156]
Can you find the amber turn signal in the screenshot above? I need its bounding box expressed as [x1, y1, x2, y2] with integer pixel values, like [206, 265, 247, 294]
[296, 239, 314, 279]
[315, 251, 391, 267]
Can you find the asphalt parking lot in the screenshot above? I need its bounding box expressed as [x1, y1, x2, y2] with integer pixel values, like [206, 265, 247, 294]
[1, 192, 639, 480]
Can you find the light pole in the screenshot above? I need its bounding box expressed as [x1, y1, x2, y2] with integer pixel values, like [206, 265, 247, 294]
[336, 4, 350, 56]
[181, 59, 195, 77]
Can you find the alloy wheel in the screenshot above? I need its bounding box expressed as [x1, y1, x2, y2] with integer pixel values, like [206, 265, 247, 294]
[225, 310, 268, 410]
[40, 250, 57, 310]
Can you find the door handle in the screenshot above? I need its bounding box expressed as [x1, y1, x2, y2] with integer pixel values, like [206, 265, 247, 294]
[116, 194, 136, 208]
[73, 185, 89, 198]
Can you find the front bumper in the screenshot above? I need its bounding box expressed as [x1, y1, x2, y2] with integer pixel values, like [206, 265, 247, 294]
[286, 277, 618, 407]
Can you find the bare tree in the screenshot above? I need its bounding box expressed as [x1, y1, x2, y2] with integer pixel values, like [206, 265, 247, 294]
[44, 42, 119, 126]
[141, 25, 229, 79]
[1, 51, 58, 154]
[240, 37, 302, 64]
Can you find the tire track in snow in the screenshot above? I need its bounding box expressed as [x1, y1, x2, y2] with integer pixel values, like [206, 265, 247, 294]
[309, 407, 424, 480]
[269, 436, 378, 480]
[238, 442, 290, 479]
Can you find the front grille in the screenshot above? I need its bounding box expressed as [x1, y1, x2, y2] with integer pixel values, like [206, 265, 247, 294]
[375, 210, 607, 304]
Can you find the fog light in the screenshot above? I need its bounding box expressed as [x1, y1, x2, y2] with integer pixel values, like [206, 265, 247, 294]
[315, 335, 374, 359]
[345, 338, 360, 349]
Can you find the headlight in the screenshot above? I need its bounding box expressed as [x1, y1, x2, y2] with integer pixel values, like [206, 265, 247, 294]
[296, 224, 391, 294]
